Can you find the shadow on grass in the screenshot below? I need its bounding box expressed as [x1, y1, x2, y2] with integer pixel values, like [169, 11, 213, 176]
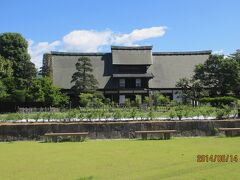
[133, 137, 174, 141]
[77, 176, 94, 180]
[38, 138, 88, 143]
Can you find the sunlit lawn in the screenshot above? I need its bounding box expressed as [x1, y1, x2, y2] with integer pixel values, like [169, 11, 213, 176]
[0, 137, 239, 180]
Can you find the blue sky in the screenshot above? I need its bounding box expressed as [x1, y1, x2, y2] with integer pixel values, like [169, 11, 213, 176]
[0, 0, 240, 67]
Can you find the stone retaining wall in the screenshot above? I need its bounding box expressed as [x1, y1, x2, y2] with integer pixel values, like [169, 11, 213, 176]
[0, 119, 239, 141]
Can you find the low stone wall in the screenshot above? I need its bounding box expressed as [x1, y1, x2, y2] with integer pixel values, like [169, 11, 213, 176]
[0, 119, 239, 141]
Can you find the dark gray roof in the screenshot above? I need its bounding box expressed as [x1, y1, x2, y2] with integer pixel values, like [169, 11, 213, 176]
[51, 51, 108, 56]
[50, 53, 112, 89]
[153, 50, 212, 56]
[111, 46, 152, 50]
[112, 46, 153, 65]
[148, 53, 210, 88]
[47, 47, 211, 90]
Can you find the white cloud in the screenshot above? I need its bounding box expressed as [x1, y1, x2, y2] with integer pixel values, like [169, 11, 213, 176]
[28, 26, 167, 68]
[113, 26, 167, 45]
[28, 40, 61, 68]
[212, 49, 224, 55]
[62, 30, 112, 52]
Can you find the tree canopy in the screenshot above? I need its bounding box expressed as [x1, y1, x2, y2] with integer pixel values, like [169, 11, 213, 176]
[176, 78, 206, 105]
[193, 54, 240, 96]
[0, 55, 13, 78]
[176, 53, 240, 103]
[26, 77, 69, 106]
[0, 33, 36, 80]
[0, 80, 8, 101]
[0, 33, 69, 107]
[230, 49, 240, 64]
[71, 57, 98, 94]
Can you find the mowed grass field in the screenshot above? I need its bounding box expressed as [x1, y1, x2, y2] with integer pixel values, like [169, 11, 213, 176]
[0, 138, 239, 180]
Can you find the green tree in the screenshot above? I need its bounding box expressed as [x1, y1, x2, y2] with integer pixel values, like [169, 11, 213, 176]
[230, 49, 240, 64]
[152, 91, 170, 108]
[26, 78, 45, 103]
[12, 89, 26, 103]
[193, 55, 240, 96]
[79, 93, 94, 107]
[1, 77, 17, 100]
[71, 57, 98, 94]
[26, 77, 69, 106]
[0, 33, 36, 80]
[0, 80, 8, 101]
[0, 55, 13, 78]
[176, 78, 206, 105]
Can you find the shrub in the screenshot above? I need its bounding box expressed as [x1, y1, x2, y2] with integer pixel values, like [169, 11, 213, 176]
[148, 109, 155, 120]
[98, 109, 106, 120]
[24, 113, 29, 122]
[200, 96, 238, 107]
[169, 100, 178, 106]
[125, 98, 131, 108]
[183, 108, 190, 118]
[169, 110, 176, 120]
[16, 113, 24, 120]
[176, 110, 183, 120]
[113, 109, 122, 120]
[198, 106, 214, 119]
[13, 90, 26, 103]
[130, 108, 137, 119]
[5, 113, 17, 121]
[216, 109, 225, 119]
[175, 106, 184, 120]
[91, 111, 99, 120]
[222, 105, 232, 118]
[77, 112, 84, 120]
[43, 112, 54, 122]
[32, 112, 42, 122]
[86, 112, 94, 121]
[104, 98, 111, 106]
[138, 111, 145, 120]
[135, 95, 142, 107]
[143, 96, 150, 106]
[66, 110, 77, 121]
[153, 92, 170, 108]
[79, 93, 94, 107]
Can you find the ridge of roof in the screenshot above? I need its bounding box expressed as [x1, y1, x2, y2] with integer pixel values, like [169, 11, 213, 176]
[111, 45, 153, 50]
[50, 51, 109, 56]
[49, 50, 212, 56]
[152, 50, 212, 55]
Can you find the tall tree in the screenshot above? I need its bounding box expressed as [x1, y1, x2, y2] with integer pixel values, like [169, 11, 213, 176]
[26, 77, 69, 106]
[71, 57, 98, 94]
[0, 55, 13, 78]
[230, 49, 240, 64]
[193, 54, 240, 96]
[176, 78, 207, 105]
[0, 33, 36, 80]
[0, 80, 8, 101]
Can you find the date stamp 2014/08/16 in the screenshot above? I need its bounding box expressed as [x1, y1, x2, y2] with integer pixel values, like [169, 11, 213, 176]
[197, 155, 240, 162]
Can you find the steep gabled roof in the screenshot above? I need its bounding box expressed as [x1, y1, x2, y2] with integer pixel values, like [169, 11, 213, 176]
[46, 47, 211, 90]
[111, 46, 153, 65]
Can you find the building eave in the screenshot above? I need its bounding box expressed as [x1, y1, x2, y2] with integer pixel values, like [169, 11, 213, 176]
[50, 51, 109, 56]
[152, 50, 212, 56]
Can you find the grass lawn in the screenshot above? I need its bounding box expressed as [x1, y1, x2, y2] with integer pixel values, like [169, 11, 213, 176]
[0, 137, 239, 180]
